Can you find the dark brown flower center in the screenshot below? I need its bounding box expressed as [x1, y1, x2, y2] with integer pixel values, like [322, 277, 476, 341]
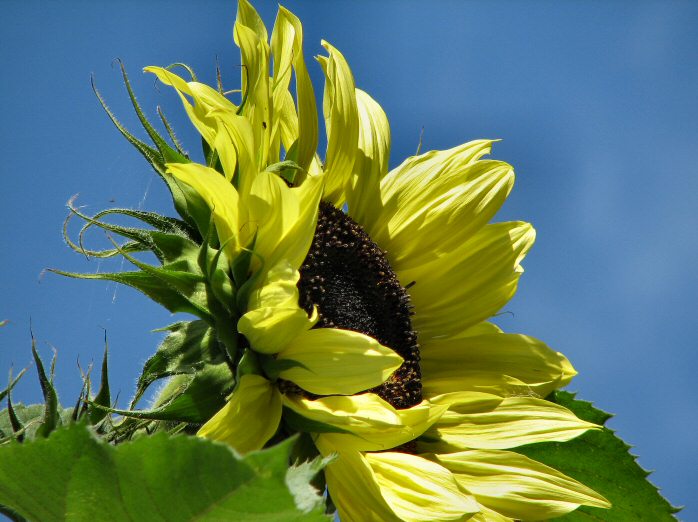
[297, 201, 421, 409]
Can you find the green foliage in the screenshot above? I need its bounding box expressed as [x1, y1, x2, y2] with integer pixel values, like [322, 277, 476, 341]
[518, 391, 680, 521]
[132, 320, 223, 407]
[100, 363, 233, 425]
[0, 423, 329, 521]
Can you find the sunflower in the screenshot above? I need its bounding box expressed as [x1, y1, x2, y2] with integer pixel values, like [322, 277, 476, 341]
[73, 0, 611, 520]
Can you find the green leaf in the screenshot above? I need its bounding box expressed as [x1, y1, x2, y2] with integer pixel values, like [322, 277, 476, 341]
[0, 423, 329, 521]
[518, 391, 680, 520]
[132, 321, 224, 407]
[286, 454, 335, 515]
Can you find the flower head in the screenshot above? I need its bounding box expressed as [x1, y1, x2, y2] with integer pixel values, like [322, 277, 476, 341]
[67, 1, 611, 519]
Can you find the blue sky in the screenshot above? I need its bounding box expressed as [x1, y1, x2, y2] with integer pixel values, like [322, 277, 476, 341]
[1, 0, 696, 516]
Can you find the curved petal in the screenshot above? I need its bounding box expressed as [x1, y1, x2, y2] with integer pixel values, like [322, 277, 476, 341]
[419, 392, 598, 451]
[289, 394, 445, 452]
[234, 0, 271, 169]
[238, 260, 316, 355]
[317, 40, 359, 206]
[318, 448, 400, 522]
[211, 111, 257, 189]
[316, 446, 478, 522]
[245, 171, 323, 274]
[404, 221, 535, 339]
[267, 172, 324, 272]
[421, 332, 577, 398]
[469, 506, 514, 522]
[433, 449, 610, 520]
[277, 328, 403, 395]
[197, 374, 282, 454]
[166, 162, 241, 262]
[369, 141, 513, 271]
[364, 452, 479, 522]
[346, 88, 390, 227]
[143, 66, 238, 148]
[270, 6, 318, 172]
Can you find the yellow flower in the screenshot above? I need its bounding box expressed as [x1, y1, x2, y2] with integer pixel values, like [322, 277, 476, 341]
[134, 1, 611, 520]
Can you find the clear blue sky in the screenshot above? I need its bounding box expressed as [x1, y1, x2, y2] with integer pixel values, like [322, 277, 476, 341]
[1, 1, 696, 516]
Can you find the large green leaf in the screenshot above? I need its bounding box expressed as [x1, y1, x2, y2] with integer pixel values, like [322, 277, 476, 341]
[518, 391, 680, 520]
[0, 422, 329, 521]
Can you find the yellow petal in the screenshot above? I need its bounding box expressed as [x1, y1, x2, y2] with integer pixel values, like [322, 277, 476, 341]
[346, 88, 391, 227]
[276, 328, 403, 395]
[165, 162, 241, 261]
[271, 6, 318, 172]
[287, 394, 445, 452]
[318, 448, 400, 522]
[433, 449, 610, 520]
[421, 332, 576, 399]
[271, 172, 325, 271]
[365, 452, 479, 522]
[246, 170, 323, 273]
[197, 374, 282, 454]
[316, 447, 479, 522]
[237, 260, 316, 355]
[419, 392, 598, 451]
[369, 140, 513, 271]
[234, 0, 271, 169]
[317, 40, 359, 205]
[469, 505, 514, 522]
[211, 111, 256, 190]
[143, 66, 237, 148]
[404, 222, 536, 340]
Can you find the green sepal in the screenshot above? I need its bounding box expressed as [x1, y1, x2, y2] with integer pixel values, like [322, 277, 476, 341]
[197, 222, 236, 315]
[235, 348, 262, 380]
[66, 202, 198, 260]
[49, 268, 210, 319]
[231, 233, 257, 289]
[31, 341, 59, 438]
[165, 62, 198, 81]
[260, 355, 307, 382]
[96, 363, 233, 424]
[91, 75, 194, 229]
[282, 407, 352, 435]
[283, 139, 307, 185]
[0, 368, 27, 405]
[104, 236, 212, 320]
[518, 391, 680, 520]
[70, 377, 89, 424]
[131, 321, 224, 408]
[157, 106, 187, 156]
[265, 159, 305, 185]
[173, 178, 215, 241]
[6, 385, 24, 442]
[88, 339, 111, 426]
[116, 59, 189, 166]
